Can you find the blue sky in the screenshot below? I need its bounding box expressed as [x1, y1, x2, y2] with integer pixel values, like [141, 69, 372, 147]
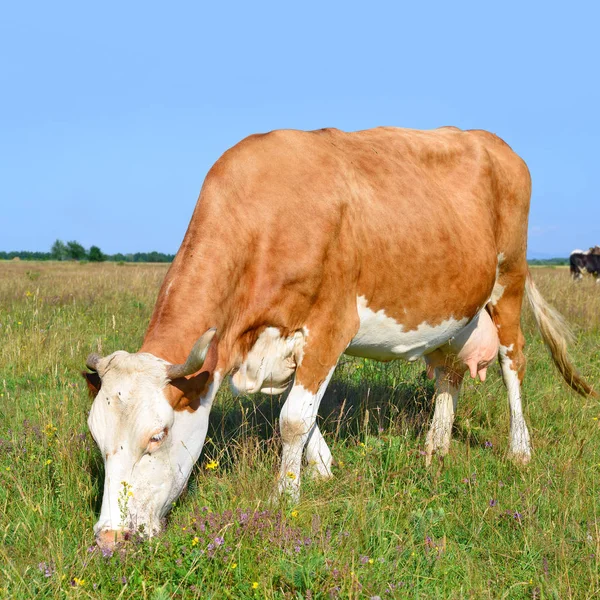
[1, 1, 598, 258]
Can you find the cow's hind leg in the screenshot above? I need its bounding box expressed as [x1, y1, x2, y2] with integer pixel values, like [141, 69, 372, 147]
[425, 368, 462, 465]
[489, 275, 532, 463]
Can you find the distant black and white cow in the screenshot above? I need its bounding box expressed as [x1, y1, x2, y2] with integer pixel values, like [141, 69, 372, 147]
[570, 247, 600, 282]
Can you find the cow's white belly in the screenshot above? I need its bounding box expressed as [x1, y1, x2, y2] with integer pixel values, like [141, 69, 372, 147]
[346, 296, 470, 361]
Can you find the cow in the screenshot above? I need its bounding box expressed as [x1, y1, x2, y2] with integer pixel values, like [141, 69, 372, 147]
[83, 126, 595, 550]
[570, 247, 600, 282]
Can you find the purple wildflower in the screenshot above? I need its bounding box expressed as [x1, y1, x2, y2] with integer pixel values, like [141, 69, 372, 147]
[38, 562, 55, 578]
[360, 555, 369, 564]
[121, 576, 127, 585]
[489, 499, 497, 507]
[214, 536, 224, 546]
[484, 440, 493, 448]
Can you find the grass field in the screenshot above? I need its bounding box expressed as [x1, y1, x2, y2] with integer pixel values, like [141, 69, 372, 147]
[1, 261, 599, 599]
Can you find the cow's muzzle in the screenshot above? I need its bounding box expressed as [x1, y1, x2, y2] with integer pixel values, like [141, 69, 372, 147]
[95, 528, 131, 552]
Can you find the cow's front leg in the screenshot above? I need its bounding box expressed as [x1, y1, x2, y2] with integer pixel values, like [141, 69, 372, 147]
[425, 368, 462, 466]
[278, 367, 336, 501]
[304, 424, 333, 479]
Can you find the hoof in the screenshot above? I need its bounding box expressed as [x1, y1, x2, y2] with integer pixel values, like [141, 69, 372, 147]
[425, 428, 451, 467]
[274, 480, 300, 505]
[425, 444, 449, 467]
[508, 449, 531, 465]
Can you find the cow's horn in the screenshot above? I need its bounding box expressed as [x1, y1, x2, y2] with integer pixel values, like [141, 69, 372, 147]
[86, 353, 102, 372]
[166, 328, 217, 380]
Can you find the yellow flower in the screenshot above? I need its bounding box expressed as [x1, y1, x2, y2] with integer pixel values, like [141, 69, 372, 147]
[358, 442, 365, 447]
[252, 582, 259, 589]
[182, 527, 187, 531]
[290, 510, 298, 518]
[191, 536, 199, 546]
[337, 460, 344, 468]
[127, 490, 133, 497]
[45, 459, 52, 465]
[205, 460, 219, 470]
[44, 424, 57, 436]
[286, 471, 296, 480]
[230, 563, 237, 569]
[25, 291, 33, 297]
[5, 467, 10, 472]
[368, 558, 374, 564]
[17, 322, 22, 325]
[73, 577, 85, 587]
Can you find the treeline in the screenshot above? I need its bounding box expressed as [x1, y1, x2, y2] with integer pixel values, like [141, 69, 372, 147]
[527, 258, 569, 266]
[0, 240, 175, 263]
[0, 242, 571, 266]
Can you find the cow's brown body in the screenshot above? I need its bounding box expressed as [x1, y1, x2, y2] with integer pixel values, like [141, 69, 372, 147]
[86, 127, 594, 550]
[142, 127, 531, 402]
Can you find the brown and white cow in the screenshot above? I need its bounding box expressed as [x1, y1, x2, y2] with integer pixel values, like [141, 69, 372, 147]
[83, 126, 595, 550]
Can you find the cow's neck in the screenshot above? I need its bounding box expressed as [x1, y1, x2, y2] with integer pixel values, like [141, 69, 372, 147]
[139, 233, 251, 371]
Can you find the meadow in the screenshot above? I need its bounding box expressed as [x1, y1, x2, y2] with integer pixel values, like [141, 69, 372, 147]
[0, 261, 599, 599]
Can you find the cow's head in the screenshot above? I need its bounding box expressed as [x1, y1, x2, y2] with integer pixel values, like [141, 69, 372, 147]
[83, 329, 218, 551]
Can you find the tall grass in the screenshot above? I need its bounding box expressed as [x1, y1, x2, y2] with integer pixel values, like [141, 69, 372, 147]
[0, 262, 599, 599]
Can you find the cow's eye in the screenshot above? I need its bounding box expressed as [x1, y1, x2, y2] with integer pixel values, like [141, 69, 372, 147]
[149, 428, 168, 445]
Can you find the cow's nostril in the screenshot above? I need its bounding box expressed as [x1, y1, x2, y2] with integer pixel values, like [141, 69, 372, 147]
[96, 528, 131, 551]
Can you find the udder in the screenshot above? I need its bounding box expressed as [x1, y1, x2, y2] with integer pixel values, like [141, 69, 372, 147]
[424, 310, 498, 382]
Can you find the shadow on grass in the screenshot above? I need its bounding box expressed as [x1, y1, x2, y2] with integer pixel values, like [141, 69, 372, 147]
[205, 358, 437, 456]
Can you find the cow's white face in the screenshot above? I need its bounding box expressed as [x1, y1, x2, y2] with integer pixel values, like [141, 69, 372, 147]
[85, 331, 218, 550]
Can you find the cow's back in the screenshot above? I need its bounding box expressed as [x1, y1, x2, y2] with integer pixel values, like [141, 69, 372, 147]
[146, 126, 531, 369]
[205, 127, 528, 329]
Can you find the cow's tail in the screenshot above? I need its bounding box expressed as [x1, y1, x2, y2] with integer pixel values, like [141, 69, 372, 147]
[525, 271, 596, 397]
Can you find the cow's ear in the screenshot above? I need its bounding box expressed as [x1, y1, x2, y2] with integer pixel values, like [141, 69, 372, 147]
[82, 371, 101, 398]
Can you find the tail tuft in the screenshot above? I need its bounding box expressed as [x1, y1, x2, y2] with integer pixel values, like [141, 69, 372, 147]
[525, 272, 596, 397]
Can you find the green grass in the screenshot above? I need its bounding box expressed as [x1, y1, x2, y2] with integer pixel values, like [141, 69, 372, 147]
[1, 261, 599, 599]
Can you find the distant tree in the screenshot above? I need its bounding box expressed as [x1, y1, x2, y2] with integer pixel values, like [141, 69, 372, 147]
[51, 239, 67, 261]
[88, 246, 105, 262]
[65, 240, 87, 261]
